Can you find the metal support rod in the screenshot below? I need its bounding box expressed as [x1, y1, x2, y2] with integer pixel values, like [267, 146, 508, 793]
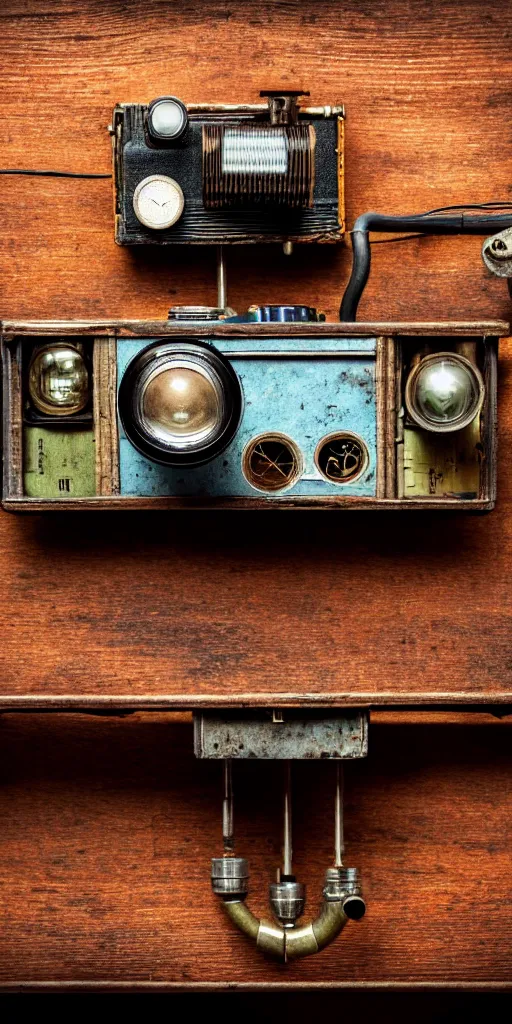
[217, 245, 227, 309]
[283, 761, 293, 876]
[334, 762, 344, 868]
[223, 759, 234, 853]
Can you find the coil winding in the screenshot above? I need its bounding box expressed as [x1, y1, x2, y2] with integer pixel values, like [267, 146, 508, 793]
[203, 123, 316, 209]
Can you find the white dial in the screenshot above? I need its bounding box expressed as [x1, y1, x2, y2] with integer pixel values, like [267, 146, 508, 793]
[133, 174, 184, 230]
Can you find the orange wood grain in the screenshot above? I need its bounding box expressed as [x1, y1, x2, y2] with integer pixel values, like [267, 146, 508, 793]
[0, 1, 512, 703]
[0, 713, 509, 986]
[1, 0, 511, 992]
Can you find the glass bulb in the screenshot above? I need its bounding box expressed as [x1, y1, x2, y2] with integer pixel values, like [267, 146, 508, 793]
[406, 354, 484, 432]
[141, 363, 222, 446]
[150, 99, 186, 139]
[29, 346, 89, 416]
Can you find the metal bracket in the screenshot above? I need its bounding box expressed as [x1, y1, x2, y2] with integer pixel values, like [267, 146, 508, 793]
[193, 709, 368, 760]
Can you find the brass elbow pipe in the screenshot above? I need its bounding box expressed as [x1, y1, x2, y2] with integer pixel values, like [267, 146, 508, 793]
[211, 761, 365, 961]
[214, 863, 365, 962]
[222, 892, 348, 961]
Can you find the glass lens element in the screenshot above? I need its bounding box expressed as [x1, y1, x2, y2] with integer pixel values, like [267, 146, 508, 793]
[141, 364, 221, 446]
[150, 99, 186, 138]
[29, 346, 89, 416]
[410, 355, 482, 430]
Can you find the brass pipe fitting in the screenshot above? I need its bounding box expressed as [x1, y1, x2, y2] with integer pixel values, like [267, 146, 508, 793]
[218, 866, 364, 962]
[221, 893, 348, 961]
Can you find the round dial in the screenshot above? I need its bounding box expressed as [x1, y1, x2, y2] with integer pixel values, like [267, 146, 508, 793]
[132, 175, 184, 230]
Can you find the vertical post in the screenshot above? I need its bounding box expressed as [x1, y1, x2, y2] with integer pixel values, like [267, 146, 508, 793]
[283, 761, 293, 876]
[217, 245, 227, 310]
[223, 758, 234, 853]
[334, 762, 344, 868]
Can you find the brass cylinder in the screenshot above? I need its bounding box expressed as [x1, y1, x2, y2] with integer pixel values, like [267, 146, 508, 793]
[222, 899, 260, 942]
[221, 896, 348, 961]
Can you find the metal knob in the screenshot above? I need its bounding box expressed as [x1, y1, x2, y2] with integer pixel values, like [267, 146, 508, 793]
[211, 857, 249, 899]
[270, 879, 306, 927]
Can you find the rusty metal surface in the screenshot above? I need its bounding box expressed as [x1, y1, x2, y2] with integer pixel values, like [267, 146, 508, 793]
[194, 709, 369, 759]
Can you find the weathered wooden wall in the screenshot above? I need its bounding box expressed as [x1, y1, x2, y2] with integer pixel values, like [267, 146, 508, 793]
[0, 714, 510, 988]
[1, 0, 512, 705]
[0, 0, 511, 991]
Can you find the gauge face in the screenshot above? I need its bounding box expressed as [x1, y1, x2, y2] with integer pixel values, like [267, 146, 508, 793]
[315, 432, 368, 484]
[242, 433, 303, 492]
[132, 175, 184, 230]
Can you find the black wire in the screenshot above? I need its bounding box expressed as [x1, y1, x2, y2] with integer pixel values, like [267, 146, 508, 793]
[419, 202, 512, 216]
[364, 233, 426, 244]
[349, 204, 512, 245]
[340, 207, 512, 321]
[0, 169, 111, 178]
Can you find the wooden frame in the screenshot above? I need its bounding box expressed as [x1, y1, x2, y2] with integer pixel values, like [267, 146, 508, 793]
[2, 318, 507, 512]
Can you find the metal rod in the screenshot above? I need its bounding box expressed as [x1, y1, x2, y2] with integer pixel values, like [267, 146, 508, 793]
[222, 759, 234, 853]
[335, 762, 344, 867]
[217, 245, 227, 309]
[283, 761, 293, 876]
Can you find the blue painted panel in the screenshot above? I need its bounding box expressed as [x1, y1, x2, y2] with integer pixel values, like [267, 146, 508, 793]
[117, 337, 377, 497]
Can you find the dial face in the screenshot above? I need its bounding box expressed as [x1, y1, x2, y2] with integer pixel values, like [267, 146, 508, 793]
[132, 175, 184, 230]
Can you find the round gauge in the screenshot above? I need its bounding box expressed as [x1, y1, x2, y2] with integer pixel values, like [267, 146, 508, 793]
[315, 432, 369, 484]
[242, 433, 303, 493]
[132, 175, 184, 230]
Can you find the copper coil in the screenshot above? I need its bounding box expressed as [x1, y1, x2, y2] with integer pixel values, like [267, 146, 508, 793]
[203, 123, 316, 209]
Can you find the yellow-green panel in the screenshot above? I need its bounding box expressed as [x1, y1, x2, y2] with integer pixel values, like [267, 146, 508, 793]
[403, 419, 481, 499]
[24, 426, 95, 498]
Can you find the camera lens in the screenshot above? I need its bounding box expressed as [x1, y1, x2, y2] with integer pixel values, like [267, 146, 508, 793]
[28, 345, 89, 416]
[148, 96, 188, 141]
[119, 341, 242, 466]
[405, 352, 484, 433]
[142, 363, 222, 447]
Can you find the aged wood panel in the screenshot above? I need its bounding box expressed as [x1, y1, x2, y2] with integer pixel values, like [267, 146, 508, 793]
[0, 713, 509, 986]
[0, 2, 511, 698]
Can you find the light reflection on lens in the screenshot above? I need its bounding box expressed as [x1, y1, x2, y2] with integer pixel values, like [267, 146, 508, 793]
[140, 361, 223, 448]
[149, 99, 187, 139]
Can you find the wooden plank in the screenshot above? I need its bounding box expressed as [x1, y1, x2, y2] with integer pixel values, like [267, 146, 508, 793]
[2, 341, 23, 498]
[92, 336, 120, 496]
[0, 713, 508, 985]
[0, 1, 511, 698]
[0, 694, 510, 711]
[2, 320, 509, 338]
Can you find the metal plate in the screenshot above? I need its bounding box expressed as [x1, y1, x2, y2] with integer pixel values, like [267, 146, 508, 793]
[117, 336, 377, 498]
[193, 710, 369, 759]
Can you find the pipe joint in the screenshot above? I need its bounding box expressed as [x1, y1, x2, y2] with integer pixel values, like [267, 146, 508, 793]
[214, 863, 364, 962]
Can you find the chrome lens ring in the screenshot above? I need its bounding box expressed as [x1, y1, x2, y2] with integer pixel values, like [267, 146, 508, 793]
[119, 340, 242, 466]
[405, 352, 485, 433]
